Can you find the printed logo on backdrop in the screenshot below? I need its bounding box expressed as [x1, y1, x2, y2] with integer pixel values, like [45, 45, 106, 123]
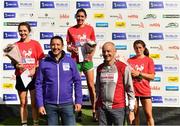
[128, 14, 139, 19]
[4, 12, 16, 18]
[4, 1, 18, 8]
[112, 33, 126, 40]
[96, 32, 106, 41]
[38, 1, 69, 10]
[151, 77, 161, 82]
[59, 14, 70, 19]
[163, 64, 179, 72]
[164, 1, 180, 9]
[149, 44, 163, 51]
[3, 32, 18, 39]
[82, 85, 88, 89]
[58, 22, 71, 28]
[115, 45, 127, 50]
[55, 1, 70, 9]
[151, 85, 161, 91]
[40, 22, 55, 27]
[149, 23, 160, 28]
[149, 33, 164, 40]
[40, 1, 55, 8]
[44, 44, 50, 50]
[130, 22, 144, 28]
[3, 21, 37, 27]
[167, 76, 179, 83]
[112, 1, 142, 9]
[129, 54, 136, 58]
[3, 94, 17, 101]
[38, 13, 55, 19]
[164, 54, 179, 61]
[96, 22, 108, 27]
[3, 22, 19, 26]
[109, 13, 123, 20]
[3, 83, 14, 89]
[54, 33, 67, 40]
[163, 14, 180, 18]
[26, 21, 37, 27]
[149, 1, 164, 9]
[127, 33, 141, 40]
[19, 0, 34, 9]
[164, 33, 180, 40]
[127, 1, 143, 9]
[40, 32, 54, 39]
[94, 13, 105, 19]
[76, 1, 91, 8]
[3, 63, 15, 70]
[83, 95, 90, 101]
[19, 13, 34, 19]
[144, 14, 157, 19]
[3, 75, 16, 81]
[166, 86, 179, 91]
[112, 1, 127, 9]
[168, 45, 179, 51]
[150, 54, 161, 60]
[155, 64, 163, 72]
[115, 22, 126, 28]
[81, 75, 86, 81]
[165, 22, 179, 28]
[91, 1, 106, 9]
[152, 96, 163, 103]
[164, 96, 179, 104]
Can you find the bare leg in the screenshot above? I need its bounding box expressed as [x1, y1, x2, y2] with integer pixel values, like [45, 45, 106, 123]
[30, 89, 39, 126]
[133, 97, 140, 125]
[141, 98, 154, 126]
[84, 69, 96, 113]
[18, 91, 28, 125]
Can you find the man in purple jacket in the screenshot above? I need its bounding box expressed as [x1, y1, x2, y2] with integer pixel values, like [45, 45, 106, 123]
[35, 36, 82, 125]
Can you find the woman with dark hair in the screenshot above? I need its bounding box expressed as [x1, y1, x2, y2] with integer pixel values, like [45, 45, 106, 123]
[13, 22, 45, 126]
[66, 8, 97, 122]
[128, 40, 155, 125]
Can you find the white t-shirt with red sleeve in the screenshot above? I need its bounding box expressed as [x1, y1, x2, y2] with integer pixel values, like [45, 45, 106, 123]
[128, 56, 155, 97]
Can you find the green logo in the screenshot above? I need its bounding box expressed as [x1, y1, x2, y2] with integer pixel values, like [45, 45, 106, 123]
[144, 14, 157, 19]
[166, 23, 179, 28]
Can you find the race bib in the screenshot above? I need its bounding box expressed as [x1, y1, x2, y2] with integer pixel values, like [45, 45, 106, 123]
[22, 58, 35, 64]
[63, 63, 70, 71]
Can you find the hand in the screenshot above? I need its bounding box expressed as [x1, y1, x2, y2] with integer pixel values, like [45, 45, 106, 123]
[68, 46, 78, 54]
[129, 111, 135, 125]
[29, 67, 36, 77]
[72, 47, 78, 54]
[74, 104, 82, 112]
[16, 63, 24, 70]
[39, 106, 47, 115]
[131, 69, 140, 77]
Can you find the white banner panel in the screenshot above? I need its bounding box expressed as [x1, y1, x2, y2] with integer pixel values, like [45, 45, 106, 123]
[1, 0, 180, 107]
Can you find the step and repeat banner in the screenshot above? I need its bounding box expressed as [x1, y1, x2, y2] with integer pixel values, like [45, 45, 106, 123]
[0, 0, 180, 107]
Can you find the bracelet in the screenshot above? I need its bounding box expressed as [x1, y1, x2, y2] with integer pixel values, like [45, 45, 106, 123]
[138, 72, 143, 79]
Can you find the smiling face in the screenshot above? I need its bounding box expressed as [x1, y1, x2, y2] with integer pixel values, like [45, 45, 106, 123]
[102, 42, 116, 64]
[76, 11, 87, 26]
[134, 43, 145, 56]
[50, 38, 63, 58]
[18, 25, 30, 41]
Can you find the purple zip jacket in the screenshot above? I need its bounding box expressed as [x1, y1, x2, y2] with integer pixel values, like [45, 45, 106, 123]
[35, 51, 82, 108]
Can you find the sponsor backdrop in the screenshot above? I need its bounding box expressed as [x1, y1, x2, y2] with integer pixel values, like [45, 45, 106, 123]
[0, 0, 180, 107]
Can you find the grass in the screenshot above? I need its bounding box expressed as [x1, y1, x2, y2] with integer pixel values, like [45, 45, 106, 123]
[0, 108, 98, 125]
